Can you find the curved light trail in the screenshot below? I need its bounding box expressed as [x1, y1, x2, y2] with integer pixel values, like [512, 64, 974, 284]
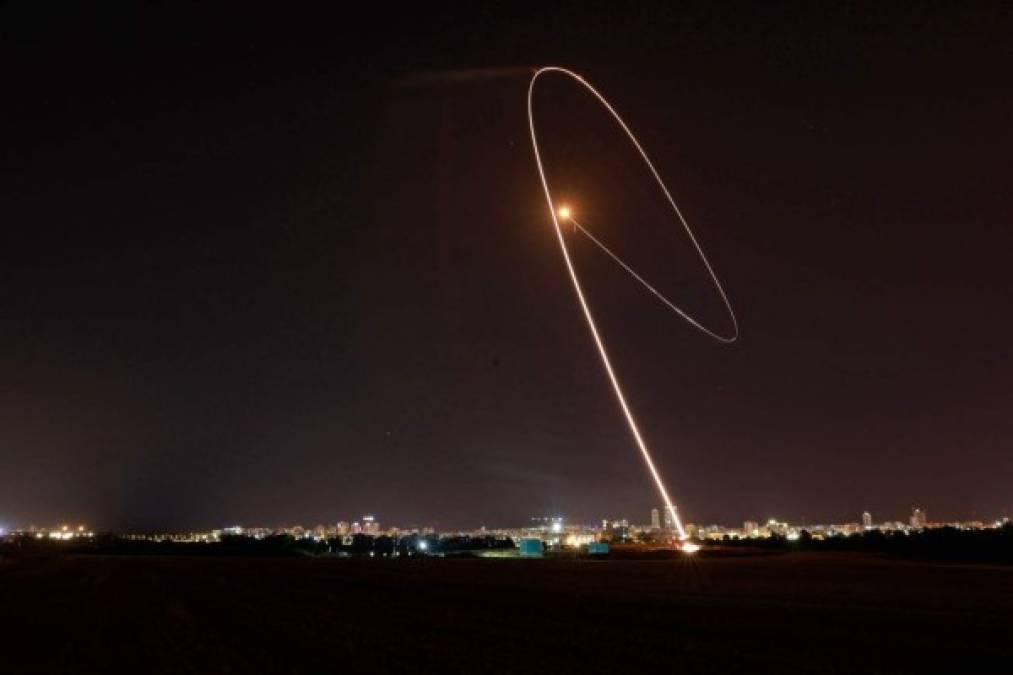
[527, 66, 738, 540]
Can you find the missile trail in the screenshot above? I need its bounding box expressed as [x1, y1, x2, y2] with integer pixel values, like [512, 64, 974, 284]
[527, 67, 738, 540]
[570, 217, 735, 344]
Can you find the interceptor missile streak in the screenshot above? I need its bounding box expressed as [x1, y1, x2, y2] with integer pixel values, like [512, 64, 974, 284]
[528, 67, 738, 540]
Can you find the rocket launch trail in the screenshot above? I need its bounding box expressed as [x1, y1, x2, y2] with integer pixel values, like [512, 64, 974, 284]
[527, 67, 739, 539]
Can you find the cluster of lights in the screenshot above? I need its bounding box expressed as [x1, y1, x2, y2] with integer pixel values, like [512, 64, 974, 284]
[31, 525, 93, 541]
[564, 533, 597, 547]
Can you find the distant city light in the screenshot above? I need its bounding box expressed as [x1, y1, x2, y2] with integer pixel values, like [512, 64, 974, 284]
[1, 506, 999, 558]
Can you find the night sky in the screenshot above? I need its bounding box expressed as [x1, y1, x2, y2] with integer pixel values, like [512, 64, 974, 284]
[3, 3, 1011, 531]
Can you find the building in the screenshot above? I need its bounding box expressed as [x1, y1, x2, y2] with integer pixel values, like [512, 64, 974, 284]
[362, 515, 380, 535]
[650, 508, 660, 530]
[862, 511, 873, 529]
[766, 519, 789, 537]
[663, 506, 676, 531]
[910, 508, 927, 529]
[605, 520, 630, 542]
[743, 521, 759, 537]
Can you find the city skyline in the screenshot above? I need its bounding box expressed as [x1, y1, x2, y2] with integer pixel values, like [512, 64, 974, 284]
[7, 504, 1008, 538]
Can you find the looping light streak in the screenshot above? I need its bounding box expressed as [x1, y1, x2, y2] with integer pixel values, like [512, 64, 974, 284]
[527, 66, 739, 540]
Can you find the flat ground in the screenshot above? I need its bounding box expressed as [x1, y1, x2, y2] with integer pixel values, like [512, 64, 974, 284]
[1, 550, 1011, 674]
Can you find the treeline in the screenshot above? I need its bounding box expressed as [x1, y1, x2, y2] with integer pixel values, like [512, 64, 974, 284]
[716, 524, 1013, 564]
[0, 533, 515, 558]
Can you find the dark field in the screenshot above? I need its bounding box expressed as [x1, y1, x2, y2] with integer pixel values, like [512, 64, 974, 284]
[2, 551, 1011, 674]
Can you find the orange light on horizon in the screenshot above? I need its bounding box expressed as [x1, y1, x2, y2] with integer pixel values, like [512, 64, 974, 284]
[557, 205, 571, 220]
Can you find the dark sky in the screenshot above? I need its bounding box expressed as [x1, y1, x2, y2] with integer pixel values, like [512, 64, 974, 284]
[3, 3, 1011, 531]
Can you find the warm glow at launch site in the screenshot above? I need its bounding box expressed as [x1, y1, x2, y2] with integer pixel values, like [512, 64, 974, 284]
[557, 205, 572, 220]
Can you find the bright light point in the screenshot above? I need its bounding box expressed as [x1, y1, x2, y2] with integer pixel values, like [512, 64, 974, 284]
[681, 542, 701, 554]
[557, 205, 571, 220]
[417, 540, 428, 551]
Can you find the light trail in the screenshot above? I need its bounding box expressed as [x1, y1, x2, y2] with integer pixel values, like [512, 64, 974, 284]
[570, 217, 733, 343]
[527, 67, 739, 540]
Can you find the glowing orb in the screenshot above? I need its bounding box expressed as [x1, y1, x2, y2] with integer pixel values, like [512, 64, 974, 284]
[557, 205, 572, 220]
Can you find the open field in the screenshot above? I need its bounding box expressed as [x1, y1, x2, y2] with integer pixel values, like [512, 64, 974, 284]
[2, 551, 1011, 673]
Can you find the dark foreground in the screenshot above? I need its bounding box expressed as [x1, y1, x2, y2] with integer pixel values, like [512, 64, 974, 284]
[2, 551, 1011, 674]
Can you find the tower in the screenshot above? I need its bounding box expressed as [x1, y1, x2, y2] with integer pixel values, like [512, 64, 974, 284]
[663, 506, 676, 531]
[651, 508, 660, 530]
[862, 511, 872, 529]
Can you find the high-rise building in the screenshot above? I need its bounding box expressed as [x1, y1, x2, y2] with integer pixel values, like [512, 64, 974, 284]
[651, 508, 660, 530]
[663, 506, 676, 531]
[743, 521, 759, 536]
[862, 511, 873, 529]
[910, 508, 926, 529]
[362, 515, 380, 535]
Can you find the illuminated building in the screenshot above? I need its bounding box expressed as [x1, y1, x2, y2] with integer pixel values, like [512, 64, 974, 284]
[862, 511, 873, 529]
[743, 521, 759, 537]
[531, 516, 564, 532]
[766, 519, 789, 537]
[910, 508, 927, 529]
[362, 515, 379, 535]
[651, 508, 660, 530]
[663, 507, 676, 531]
